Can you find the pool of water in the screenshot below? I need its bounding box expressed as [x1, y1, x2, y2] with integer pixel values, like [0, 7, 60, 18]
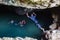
[0, 13, 42, 40]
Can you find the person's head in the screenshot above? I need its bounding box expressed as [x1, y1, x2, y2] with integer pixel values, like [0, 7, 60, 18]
[51, 8, 60, 30]
[31, 14, 34, 17]
[31, 12, 35, 16]
[52, 13, 58, 22]
[52, 14, 57, 19]
[52, 14, 60, 30]
[51, 9, 60, 23]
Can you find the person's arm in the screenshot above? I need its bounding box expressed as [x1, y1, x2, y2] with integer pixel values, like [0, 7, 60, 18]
[26, 13, 30, 18]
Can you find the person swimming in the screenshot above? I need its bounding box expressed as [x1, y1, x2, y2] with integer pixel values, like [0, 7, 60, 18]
[26, 12, 44, 31]
[26, 12, 38, 24]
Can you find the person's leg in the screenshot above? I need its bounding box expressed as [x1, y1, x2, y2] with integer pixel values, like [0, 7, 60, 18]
[36, 23, 42, 29]
[36, 23, 45, 32]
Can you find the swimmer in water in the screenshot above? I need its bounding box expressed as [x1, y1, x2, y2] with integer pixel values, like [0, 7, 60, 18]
[18, 20, 26, 27]
[8, 20, 14, 24]
[26, 12, 38, 24]
[26, 12, 44, 31]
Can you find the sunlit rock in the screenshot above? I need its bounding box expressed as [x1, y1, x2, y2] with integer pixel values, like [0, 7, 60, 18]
[30, 0, 40, 2]
[0, 0, 60, 9]
[0, 37, 38, 40]
[3, 37, 15, 40]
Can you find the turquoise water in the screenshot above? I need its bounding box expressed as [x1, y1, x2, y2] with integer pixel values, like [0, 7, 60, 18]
[0, 13, 42, 40]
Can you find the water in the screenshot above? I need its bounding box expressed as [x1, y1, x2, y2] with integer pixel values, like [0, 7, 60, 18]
[0, 13, 42, 40]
